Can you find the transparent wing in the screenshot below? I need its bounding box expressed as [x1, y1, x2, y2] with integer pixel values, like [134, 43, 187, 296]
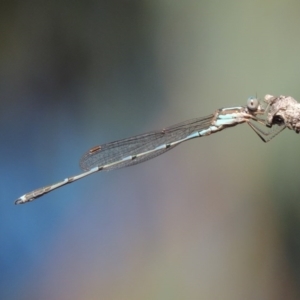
[80, 114, 214, 171]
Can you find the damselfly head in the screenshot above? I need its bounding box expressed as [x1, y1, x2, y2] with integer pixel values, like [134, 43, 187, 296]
[247, 96, 259, 111]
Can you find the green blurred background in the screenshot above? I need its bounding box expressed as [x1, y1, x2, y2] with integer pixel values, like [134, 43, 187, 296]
[1, 0, 300, 299]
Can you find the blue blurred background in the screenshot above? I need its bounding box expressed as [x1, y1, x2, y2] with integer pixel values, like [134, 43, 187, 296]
[1, 1, 300, 299]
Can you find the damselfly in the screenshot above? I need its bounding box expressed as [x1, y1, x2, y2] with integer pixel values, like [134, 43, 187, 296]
[15, 95, 295, 205]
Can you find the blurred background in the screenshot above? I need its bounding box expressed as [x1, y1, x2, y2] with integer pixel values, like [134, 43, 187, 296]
[1, 0, 300, 299]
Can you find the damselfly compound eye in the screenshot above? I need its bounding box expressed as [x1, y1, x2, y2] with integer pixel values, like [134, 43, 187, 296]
[247, 96, 259, 111]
